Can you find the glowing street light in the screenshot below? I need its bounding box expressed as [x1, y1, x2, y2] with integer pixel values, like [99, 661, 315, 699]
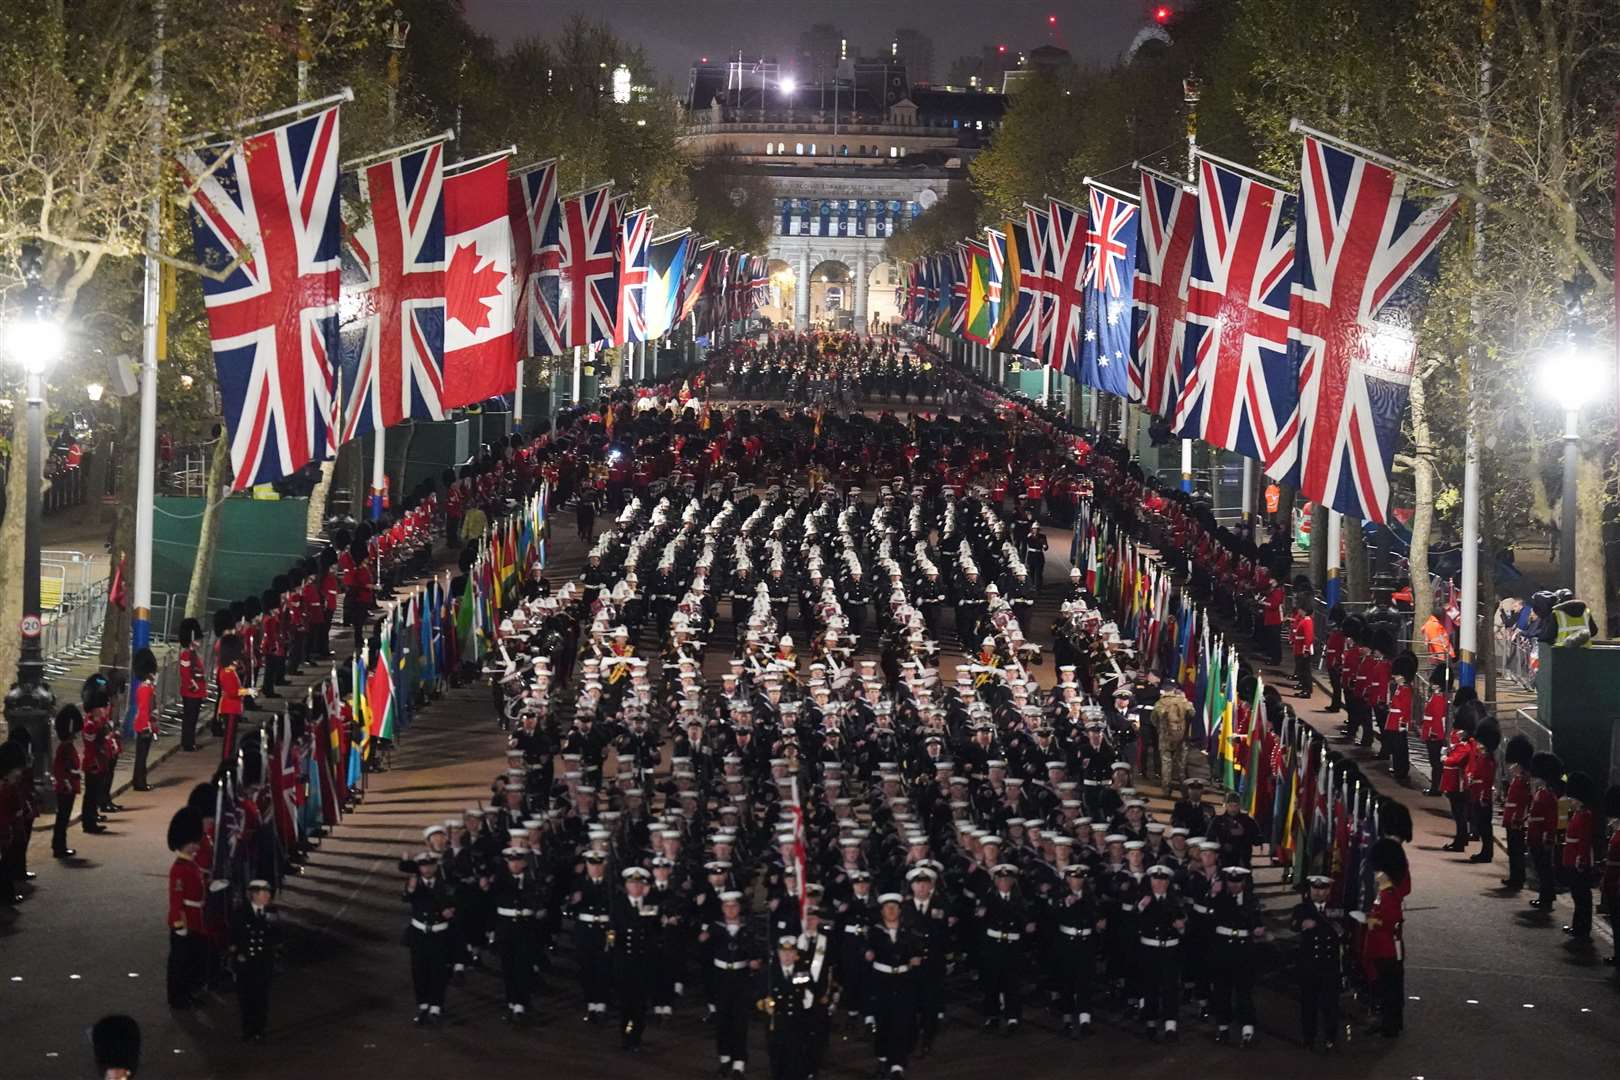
[779, 76, 797, 96]
[1539, 339, 1606, 590]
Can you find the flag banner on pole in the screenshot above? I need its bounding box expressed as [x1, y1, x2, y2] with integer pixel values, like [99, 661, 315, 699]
[1077, 184, 1139, 397]
[614, 206, 652, 345]
[441, 157, 517, 410]
[1045, 196, 1093, 381]
[644, 230, 692, 341]
[181, 104, 342, 489]
[948, 244, 971, 338]
[964, 237, 999, 346]
[1131, 170, 1198, 417]
[1287, 136, 1459, 522]
[995, 219, 1039, 358]
[557, 183, 619, 348]
[338, 140, 449, 441]
[509, 158, 562, 357]
[986, 225, 1015, 348]
[1172, 156, 1298, 472]
[1026, 203, 1059, 368]
[677, 241, 716, 324]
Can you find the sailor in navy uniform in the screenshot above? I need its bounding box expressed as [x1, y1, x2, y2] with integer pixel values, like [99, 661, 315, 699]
[612, 866, 662, 1050]
[1211, 865, 1265, 1046]
[701, 890, 762, 1076]
[763, 936, 814, 1080]
[796, 906, 835, 1078]
[1137, 865, 1186, 1041]
[569, 849, 614, 1022]
[1290, 874, 1345, 1052]
[231, 879, 279, 1041]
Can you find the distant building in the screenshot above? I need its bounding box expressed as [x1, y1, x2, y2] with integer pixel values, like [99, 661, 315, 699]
[892, 27, 934, 85]
[681, 59, 1007, 330]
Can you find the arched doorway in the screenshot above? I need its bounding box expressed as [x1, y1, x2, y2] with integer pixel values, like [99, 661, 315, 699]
[865, 259, 901, 331]
[808, 259, 854, 330]
[757, 258, 795, 326]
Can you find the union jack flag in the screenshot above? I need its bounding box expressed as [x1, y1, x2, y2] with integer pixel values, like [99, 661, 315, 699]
[1289, 136, 1458, 522]
[1172, 157, 1298, 473]
[509, 158, 562, 356]
[338, 141, 448, 442]
[557, 183, 619, 347]
[1045, 197, 1092, 379]
[1131, 171, 1198, 417]
[614, 206, 651, 345]
[1077, 185, 1138, 397]
[749, 253, 770, 308]
[999, 219, 1039, 357]
[948, 244, 970, 336]
[1026, 204, 1060, 369]
[181, 105, 342, 489]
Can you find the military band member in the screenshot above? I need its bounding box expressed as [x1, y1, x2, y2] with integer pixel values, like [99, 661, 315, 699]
[900, 866, 950, 1056]
[797, 906, 835, 1078]
[1290, 875, 1345, 1052]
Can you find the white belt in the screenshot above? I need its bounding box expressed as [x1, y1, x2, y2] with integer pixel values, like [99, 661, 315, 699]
[871, 962, 906, 974]
[1139, 936, 1180, 948]
[843, 925, 866, 935]
[1216, 927, 1252, 938]
[985, 929, 1021, 941]
[411, 920, 450, 932]
[497, 907, 535, 917]
[1190, 903, 1211, 915]
[577, 913, 610, 923]
[1058, 925, 1093, 938]
[1119, 902, 1136, 911]
[1082, 780, 1105, 786]
[182, 899, 204, 909]
[714, 959, 750, 971]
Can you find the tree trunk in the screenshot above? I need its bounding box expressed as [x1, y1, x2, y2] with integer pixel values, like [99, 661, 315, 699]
[343, 438, 366, 521]
[1309, 502, 1328, 593]
[1345, 518, 1370, 605]
[0, 401, 30, 719]
[98, 398, 139, 671]
[1275, 481, 1297, 553]
[389, 422, 416, 508]
[1576, 440, 1607, 637]
[1406, 370, 1436, 635]
[306, 460, 335, 537]
[184, 436, 232, 621]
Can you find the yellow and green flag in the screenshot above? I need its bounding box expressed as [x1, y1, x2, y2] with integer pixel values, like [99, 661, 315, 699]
[964, 239, 997, 345]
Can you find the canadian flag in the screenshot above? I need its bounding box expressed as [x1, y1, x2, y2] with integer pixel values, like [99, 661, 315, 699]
[441, 157, 517, 411]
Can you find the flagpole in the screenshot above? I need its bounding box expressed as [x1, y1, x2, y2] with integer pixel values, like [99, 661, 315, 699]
[1288, 118, 1456, 188]
[132, 0, 165, 655]
[179, 88, 354, 149]
[1193, 148, 1294, 190]
[341, 129, 456, 171]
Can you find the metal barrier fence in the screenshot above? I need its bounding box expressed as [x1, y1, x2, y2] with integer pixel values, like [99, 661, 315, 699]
[41, 578, 108, 676]
[1496, 627, 1539, 692]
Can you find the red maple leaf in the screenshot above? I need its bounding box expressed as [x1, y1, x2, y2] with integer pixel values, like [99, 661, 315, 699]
[446, 241, 505, 334]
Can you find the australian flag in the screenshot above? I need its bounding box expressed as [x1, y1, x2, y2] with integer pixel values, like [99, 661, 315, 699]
[1077, 185, 1138, 397]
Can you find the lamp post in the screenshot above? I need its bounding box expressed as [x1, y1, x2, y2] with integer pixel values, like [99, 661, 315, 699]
[1538, 337, 1602, 591]
[780, 75, 796, 123]
[3, 244, 61, 769]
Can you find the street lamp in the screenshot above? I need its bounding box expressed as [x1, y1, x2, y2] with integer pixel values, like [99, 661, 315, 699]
[780, 75, 796, 122]
[1538, 340, 1604, 590]
[3, 243, 60, 776]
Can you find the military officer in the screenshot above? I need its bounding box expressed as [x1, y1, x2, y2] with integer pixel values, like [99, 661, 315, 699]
[231, 880, 279, 1041]
[492, 846, 544, 1022]
[1291, 874, 1345, 1051]
[1211, 865, 1265, 1046]
[403, 851, 456, 1025]
[612, 866, 662, 1050]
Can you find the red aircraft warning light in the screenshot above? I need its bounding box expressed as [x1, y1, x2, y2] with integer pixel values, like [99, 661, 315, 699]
[1153, 5, 1172, 23]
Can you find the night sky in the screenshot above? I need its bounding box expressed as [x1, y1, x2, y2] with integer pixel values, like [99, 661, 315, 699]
[462, 0, 1156, 86]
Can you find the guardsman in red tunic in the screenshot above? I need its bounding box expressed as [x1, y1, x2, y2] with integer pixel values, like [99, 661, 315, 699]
[1418, 685, 1449, 796]
[1359, 838, 1408, 1038]
[1464, 720, 1500, 863]
[1561, 772, 1598, 940]
[1384, 653, 1416, 783]
[260, 589, 284, 699]
[1289, 602, 1315, 698]
[1499, 736, 1534, 891]
[1527, 752, 1562, 913]
[1321, 610, 1346, 712]
[167, 807, 209, 1008]
[178, 618, 208, 751]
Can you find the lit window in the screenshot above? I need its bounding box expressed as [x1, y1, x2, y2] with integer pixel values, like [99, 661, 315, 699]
[765, 143, 773, 155]
[796, 142, 804, 155]
[890, 146, 898, 157]
[976, 120, 983, 130]
[809, 143, 817, 155]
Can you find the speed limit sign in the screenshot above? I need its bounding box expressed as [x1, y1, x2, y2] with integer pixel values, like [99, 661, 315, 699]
[20, 614, 42, 638]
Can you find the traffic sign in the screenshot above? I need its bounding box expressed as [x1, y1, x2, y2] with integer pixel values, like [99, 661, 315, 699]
[20, 614, 42, 638]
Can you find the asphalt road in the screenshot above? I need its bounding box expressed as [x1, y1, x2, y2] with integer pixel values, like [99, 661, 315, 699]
[5, 442, 1619, 1079]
